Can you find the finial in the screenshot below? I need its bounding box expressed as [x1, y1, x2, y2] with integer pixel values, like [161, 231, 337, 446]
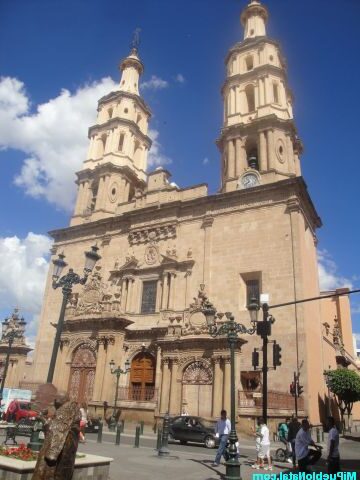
[130, 28, 141, 54]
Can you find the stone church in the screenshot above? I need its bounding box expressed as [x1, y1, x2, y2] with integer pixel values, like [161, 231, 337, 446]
[29, 0, 359, 428]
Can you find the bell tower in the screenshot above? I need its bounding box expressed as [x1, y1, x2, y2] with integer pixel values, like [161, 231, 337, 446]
[71, 33, 152, 225]
[218, 0, 303, 192]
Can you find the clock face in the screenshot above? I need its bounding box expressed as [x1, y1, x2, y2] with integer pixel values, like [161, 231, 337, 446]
[240, 173, 259, 189]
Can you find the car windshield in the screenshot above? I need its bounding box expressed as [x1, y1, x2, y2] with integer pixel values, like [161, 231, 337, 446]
[19, 403, 31, 410]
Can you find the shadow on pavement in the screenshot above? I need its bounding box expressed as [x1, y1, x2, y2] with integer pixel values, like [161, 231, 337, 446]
[190, 458, 225, 480]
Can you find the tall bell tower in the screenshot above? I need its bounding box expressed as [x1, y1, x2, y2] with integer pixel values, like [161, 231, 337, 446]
[218, 0, 303, 192]
[71, 35, 152, 225]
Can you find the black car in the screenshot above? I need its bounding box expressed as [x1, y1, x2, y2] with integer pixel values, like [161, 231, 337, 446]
[168, 416, 219, 448]
[85, 417, 101, 433]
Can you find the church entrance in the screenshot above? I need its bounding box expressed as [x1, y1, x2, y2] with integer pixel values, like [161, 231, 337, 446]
[182, 361, 213, 418]
[68, 344, 96, 404]
[130, 352, 156, 401]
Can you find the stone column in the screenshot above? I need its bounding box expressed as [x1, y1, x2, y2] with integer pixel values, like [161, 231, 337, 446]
[228, 140, 235, 178]
[121, 278, 128, 312]
[154, 347, 162, 395]
[259, 131, 267, 171]
[156, 278, 162, 312]
[125, 278, 133, 312]
[123, 180, 130, 203]
[259, 78, 264, 106]
[93, 340, 107, 401]
[168, 272, 176, 310]
[160, 359, 171, 414]
[202, 216, 214, 288]
[212, 358, 223, 417]
[267, 129, 275, 170]
[169, 359, 179, 415]
[235, 138, 243, 176]
[223, 358, 231, 413]
[74, 183, 85, 216]
[286, 135, 294, 173]
[161, 273, 169, 310]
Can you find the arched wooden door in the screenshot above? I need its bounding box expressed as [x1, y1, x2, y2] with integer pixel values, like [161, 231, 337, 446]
[130, 352, 156, 401]
[68, 344, 96, 403]
[182, 361, 213, 418]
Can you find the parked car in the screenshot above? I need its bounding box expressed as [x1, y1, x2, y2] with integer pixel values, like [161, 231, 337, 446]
[4, 400, 38, 423]
[85, 417, 102, 433]
[168, 416, 219, 448]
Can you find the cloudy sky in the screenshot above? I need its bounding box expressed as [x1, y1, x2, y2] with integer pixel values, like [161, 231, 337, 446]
[0, 0, 359, 347]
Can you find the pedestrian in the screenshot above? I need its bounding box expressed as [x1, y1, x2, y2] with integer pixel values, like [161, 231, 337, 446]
[278, 417, 292, 463]
[288, 414, 301, 468]
[212, 409, 231, 467]
[295, 419, 322, 472]
[251, 421, 262, 469]
[258, 417, 272, 470]
[79, 402, 88, 443]
[327, 416, 340, 474]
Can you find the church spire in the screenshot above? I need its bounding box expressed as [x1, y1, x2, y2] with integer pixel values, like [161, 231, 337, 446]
[241, 0, 268, 39]
[118, 29, 143, 96]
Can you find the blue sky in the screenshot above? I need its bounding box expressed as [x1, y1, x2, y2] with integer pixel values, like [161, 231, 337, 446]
[0, 0, 359, 343]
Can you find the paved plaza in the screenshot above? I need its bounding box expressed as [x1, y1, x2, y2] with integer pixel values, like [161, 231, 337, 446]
[79, 429, 360, 480]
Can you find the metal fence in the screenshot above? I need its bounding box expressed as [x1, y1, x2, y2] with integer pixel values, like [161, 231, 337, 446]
[238, 390, 304, 410]
[117, 386, 158, 402]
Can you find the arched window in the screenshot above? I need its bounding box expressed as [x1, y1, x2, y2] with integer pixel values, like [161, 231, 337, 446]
[118, 133, 125, 152]
[247, 149, 259, 170]
[89, 181, 99, 212]
[245, 55, 254, 71]
[245, 84, 255, 113]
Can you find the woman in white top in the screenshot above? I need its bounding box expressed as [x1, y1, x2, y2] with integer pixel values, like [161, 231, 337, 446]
[256, 417, 273, 470]
[79, 403, 88, 442]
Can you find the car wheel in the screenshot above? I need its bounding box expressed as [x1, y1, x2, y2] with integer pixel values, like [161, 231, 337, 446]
[204, 436, 216, 449]
[180, 440, 187, 445]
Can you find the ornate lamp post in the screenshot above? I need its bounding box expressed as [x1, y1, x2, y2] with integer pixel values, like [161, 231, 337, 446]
[201, 296, 257, 480]
[108, 359, 130, 431]
[0, 320, 23, 402]
[47, 245, 101, 383]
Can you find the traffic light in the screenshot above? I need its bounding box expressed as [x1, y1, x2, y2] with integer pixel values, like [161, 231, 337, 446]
[252, 349, 259, 369]
[297, 384, 304, 396]
[290, 382, 296, 396]
[273, 342, 282, 367]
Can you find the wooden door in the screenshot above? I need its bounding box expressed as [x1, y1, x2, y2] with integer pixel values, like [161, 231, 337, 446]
[182, 361, 213, 418]
[130, 353, 156, 400]
[68, 345, 96, 403]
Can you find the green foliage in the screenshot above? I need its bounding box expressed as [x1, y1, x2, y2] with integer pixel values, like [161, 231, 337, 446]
[325, 369, 360, 417]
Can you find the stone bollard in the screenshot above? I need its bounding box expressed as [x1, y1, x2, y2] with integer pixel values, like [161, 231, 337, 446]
[156, 428, 162, 450]
[97, 421, 103, 443]
[134, 425, 140, 448]
[158, 412, 170, 457]
[140, 421, 144, 435]
[116, 423, 121, 445]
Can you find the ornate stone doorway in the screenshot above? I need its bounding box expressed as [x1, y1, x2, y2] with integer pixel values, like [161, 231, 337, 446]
[130, 352, 156, 401]
[182, 361, 213, 418]
[68, 344, 96, 404]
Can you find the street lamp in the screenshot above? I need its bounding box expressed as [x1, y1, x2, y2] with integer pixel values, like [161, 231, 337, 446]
[0, 319, 23, 402]
[47, 244, 101, 383]
[108, 359, 131, 431]
[201, 297, 257, 480]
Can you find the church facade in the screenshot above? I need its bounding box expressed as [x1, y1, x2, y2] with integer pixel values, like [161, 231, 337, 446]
[29, 0, 359, 429]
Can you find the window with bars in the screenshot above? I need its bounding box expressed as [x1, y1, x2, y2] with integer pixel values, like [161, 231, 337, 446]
[246, 279, 260, 307]
[141, 280, 157, 314]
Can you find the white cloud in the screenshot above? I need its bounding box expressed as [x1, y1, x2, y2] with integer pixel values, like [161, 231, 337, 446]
[0, 76, 171, 211]
[175, 73, 185, 83]
[318, 249, 353, 291]
[141, 75, 169, 91]
[202, 157, 209, 165]
[147, 129, 172, 167]
[0, 233, 52, 313]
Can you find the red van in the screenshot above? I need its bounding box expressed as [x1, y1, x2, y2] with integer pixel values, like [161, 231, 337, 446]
[4, 400, 38, 423]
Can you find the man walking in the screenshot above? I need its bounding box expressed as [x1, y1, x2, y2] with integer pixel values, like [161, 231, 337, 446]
[295, 419, 322, 472]
[288, 415, 301, 468]
[327, 416, 340, 473]
[212, 410, 231, 467]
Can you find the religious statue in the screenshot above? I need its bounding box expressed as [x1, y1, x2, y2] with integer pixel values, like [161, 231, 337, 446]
[31, 393, 81, 480]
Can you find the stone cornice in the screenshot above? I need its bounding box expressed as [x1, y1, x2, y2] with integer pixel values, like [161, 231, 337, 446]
[88, 117, 152, 149]
[63, 316, 133, 332]
[225, 37, 284, 65]
[0, 345, 32, 356]
[97, 90, 152, 117]
[49, 177, 321, 244]
[158, 336, 246, 351]
[75, 162, 146, 188]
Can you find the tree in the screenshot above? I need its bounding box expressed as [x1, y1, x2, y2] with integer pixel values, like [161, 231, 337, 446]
[325, 369, 360, 428]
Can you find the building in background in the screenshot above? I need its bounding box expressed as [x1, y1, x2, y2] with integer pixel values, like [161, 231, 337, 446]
[28, 0, 360, 430]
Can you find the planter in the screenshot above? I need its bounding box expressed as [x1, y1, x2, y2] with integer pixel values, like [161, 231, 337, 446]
[0, 453, 113, 480]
